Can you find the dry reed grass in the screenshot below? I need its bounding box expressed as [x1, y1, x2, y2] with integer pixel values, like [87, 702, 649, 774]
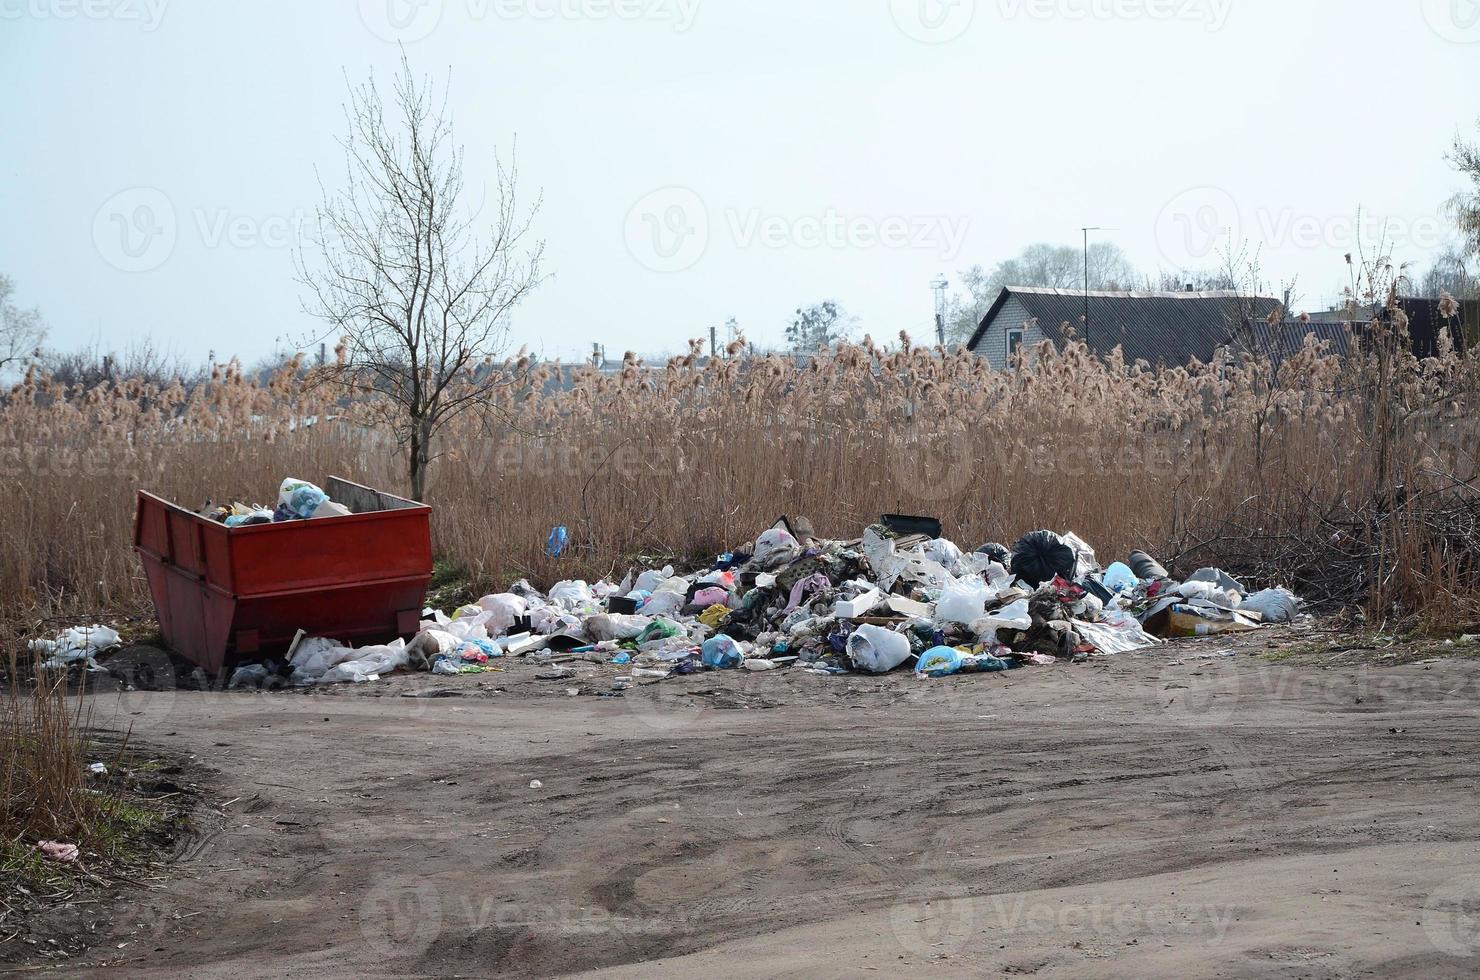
[1, 649, 93, 846]
[1, 319, 1477, 634]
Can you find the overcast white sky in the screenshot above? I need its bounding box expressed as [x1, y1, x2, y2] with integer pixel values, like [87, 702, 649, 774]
[3, 0, 1478, 365]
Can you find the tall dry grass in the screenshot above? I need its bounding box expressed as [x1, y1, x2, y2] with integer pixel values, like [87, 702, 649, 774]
[1, 312, 1477, 631]
[1, 651, 93, 844]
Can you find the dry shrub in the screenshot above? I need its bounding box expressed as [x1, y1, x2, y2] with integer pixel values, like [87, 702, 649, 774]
[2, 322, 1477, 632]
[1, 652, 93, 843]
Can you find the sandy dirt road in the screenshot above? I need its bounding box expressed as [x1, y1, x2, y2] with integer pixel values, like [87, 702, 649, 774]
[61, 636, 1480, 978]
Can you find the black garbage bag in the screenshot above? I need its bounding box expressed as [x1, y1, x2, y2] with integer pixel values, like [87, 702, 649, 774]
[975, 542, 1011, 566]
[1128, 550, 1171, 581]
[1011, 531, 1077, 588]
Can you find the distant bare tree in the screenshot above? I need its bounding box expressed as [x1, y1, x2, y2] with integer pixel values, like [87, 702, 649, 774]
[0, 275, 45, 379]
[1149, 268, 1240, 292]
[944, 242, 1141, 344]
[298, 53, 545, 501]
[39, 340, 206, 390]
[1421, 246, 1477, 300]
[1446, 119, 1480, 261]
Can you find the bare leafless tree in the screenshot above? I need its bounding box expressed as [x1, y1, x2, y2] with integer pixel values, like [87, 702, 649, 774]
[0, 275, 45, 380]
[1447, 119, 1480, 262]
[297, 53, 544, 501]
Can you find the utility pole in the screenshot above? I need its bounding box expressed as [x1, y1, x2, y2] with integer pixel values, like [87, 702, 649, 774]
[709, 325, 718, 358]
[1082, 227, 1100, 349]
[931, 274, 949, 347]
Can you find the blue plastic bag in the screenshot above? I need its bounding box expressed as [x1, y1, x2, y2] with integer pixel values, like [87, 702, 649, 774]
[277, 478, 329, 520]
[546, 525, 569, 558]
[917, 646, 1014, 678]
[958, 653, 1013, 674]
[701, 635, 744, 670]
[916, 646, 967, 678]
[1102, 562, 1138, 594]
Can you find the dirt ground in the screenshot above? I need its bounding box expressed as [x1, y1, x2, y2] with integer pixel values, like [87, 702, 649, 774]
[32, 627, 1480, 978]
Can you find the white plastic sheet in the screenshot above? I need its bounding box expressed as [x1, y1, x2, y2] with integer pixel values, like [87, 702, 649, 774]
[1072, 616, 1161, 655]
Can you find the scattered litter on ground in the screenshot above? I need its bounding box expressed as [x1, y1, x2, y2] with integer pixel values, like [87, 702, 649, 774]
[27, 625, 120, 670]
[231, 516, 1307, 690]
[37, 841, 79, 863]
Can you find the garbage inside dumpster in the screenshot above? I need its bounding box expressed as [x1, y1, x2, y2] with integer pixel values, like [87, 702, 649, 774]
[200, 478, 356, 527]
[170, 515, 1307, 689]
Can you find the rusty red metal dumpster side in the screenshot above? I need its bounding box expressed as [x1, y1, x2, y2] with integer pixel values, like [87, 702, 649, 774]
[134, 477, 433, 675]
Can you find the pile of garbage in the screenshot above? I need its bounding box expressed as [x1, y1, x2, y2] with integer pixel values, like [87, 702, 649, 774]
[258, 517, 1303, 688]
[201, 478, 352, 527]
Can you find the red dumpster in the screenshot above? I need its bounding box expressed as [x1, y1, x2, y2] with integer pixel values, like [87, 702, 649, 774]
[134, 477, 433, 675]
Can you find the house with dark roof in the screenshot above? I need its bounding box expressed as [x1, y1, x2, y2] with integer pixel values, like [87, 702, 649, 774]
[966, 287, 1284, 368]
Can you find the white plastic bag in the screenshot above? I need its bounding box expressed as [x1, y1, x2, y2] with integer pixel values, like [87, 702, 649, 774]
[583, 614, 652, 642]
[289, 636, 358, 683]
[1176, 580, 1241, 608]
[634, 567, 674, 593]
[548, 580, 596, 609]
[754, 527, 801, 565]
[1062, 532, 1100, 579]
[862, 527, 951, 591]
[1242, 588, 1301, 624]
[638, 591, 685, 618]
[846, 624, 913, 674]
[478, 593, 529, 634]
[935, 578, 995, 625]
[317, 639, 409, 684]
[440, 606, 493, 643]
[972, 599, 1033, 639]
[924, 538, 964, 571]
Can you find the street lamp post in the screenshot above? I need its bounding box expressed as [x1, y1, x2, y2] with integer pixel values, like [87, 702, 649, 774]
[931, 274, 949, 348]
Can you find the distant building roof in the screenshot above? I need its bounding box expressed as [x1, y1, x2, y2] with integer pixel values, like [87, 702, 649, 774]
[967, 287, 1285, 365]
[1296, 297, 1472, 357]
[1243, 319, 1354, 366]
